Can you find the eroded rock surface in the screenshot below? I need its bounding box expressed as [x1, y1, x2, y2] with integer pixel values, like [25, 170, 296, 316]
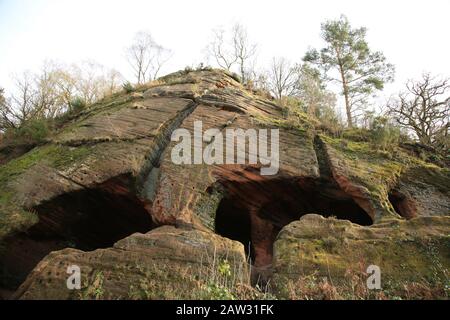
[13, 226, 248, 300]
[273, 214, 450, 299]
[0, 69, 448, 299]
[390, 166, 450, 218]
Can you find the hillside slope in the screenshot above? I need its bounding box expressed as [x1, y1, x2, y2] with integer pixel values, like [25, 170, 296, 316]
[0, 69, 448, 299]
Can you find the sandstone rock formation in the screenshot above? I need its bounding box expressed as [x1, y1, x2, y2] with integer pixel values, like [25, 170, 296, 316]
[13, 226, 248, 300]
[0, 69, 448, 299]
[273, 214, 450, 299]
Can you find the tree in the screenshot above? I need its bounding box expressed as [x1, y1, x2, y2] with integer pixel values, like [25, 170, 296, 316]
[0, 87, 16, 131]
[232, 23, 257, 83]
[207, 23, 257, 83]
[295, 64, 336, 117]
[369, 116, 400, 151]
[1, 60, 124, 131]
[207, 27, 237, 71]
[387, 73, 449, 147]
[126, 31, 171, 85]
[1, 72, 42, 131]
[0, 88, 5, 111]
[10, 71, 36, 124]
[104, 69, 125, 96]
[267, 57, 298, 99]
[32, 61, 66, 119]
[52, 67, 77, 112]
[71, 61, 124, 105]
[304, 15, 394, 127]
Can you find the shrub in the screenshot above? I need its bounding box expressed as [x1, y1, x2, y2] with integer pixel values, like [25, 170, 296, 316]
[70, 96, 86, 113]
[370, 116, 400, 151]
[342, 128, 371, 142]
[277, 96, 303, 113]
[322, 235, 339, 253]
[196, 64, 213, 71]
[315, 105, 344, 138]
[122, 81, 135, 93]
[184, 66, 193, 73]
[273, 97, 321, 133]
[8, 119, 51, 145]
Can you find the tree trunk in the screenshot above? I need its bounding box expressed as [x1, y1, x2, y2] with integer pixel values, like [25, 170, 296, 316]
[343, 84, 352, 127]
[339, 65, 353, 128]
[240, 58, 245, 84]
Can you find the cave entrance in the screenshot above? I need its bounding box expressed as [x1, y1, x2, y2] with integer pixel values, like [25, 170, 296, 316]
[214, 173, 372, 285]
[0, 174, 154, 299]
[388, 190, 417, 219]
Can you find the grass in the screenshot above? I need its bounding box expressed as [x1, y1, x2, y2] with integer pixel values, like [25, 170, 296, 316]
[191, 242, 277, 300]
[254, 107, 317, 136]
[80, 271, 105, 300]
[123, 241, 274, 300]
[278, 258, 449, 300]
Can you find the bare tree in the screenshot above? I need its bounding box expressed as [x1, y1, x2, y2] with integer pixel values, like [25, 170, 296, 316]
[0, 88, 17, 130]
[52, 67, 77, 111]
[267, 57, 298, 99]
[232, 23, 257, 83]
[1, 71, 49, 130]
[249, 70, 271, 93]
[104, 69, 125, 96]
[207, 23, 257, 83]
[7, 66, 68, 123]
[71, 61, 124, 105]
[76, 61, 110, 104]
[126, 31, 171, 84]
[207, 28, 237, 71]
[387, 73, 449, 146]
[1, 60, 125, 131]
[150, 44, 171, 80]
[32, 61, 65, 119]
[10, 72, 37, 124]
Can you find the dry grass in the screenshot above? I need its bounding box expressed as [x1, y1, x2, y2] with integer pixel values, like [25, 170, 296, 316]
[193, 245, 275, 300]
[282, 264, 448, 300]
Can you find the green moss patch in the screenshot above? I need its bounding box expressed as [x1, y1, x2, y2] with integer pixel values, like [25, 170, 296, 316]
[0, 144, 93, 240]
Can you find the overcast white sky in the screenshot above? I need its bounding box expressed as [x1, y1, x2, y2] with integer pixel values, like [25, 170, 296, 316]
[1, 0, 449, 106]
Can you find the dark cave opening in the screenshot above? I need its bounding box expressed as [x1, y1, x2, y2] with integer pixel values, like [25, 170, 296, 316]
[214, 174, 372, 284]
[0, 175, 154, 298]
[215, 199, 253, 260]
[388, 190, 417, 220]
